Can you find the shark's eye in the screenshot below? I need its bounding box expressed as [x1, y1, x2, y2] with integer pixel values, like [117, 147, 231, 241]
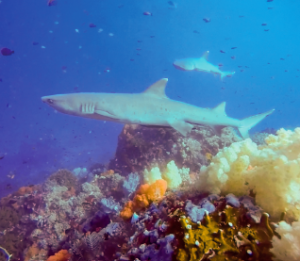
[47, 99, 54, 104]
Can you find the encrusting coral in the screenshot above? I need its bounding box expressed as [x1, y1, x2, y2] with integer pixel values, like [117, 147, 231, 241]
[196, 128, 300, 220]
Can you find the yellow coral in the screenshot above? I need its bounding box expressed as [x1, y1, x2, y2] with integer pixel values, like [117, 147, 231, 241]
[197, 128, 300, 219]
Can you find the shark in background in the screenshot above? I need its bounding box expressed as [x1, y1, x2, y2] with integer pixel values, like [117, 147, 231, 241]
[42, 78, 274, 138]
[173, 51, 235, 80]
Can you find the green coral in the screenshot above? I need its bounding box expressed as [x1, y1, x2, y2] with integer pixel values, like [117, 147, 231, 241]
[176, 205, 274, 261]
[48, 169, 78, 189]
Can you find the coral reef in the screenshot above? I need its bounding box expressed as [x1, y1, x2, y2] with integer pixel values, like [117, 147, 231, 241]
[48, 169, 78, 190]
[109, 124, 240, 175]
[1, 127, 299, 261]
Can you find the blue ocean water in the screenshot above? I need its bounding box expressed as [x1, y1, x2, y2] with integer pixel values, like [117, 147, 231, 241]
[0, 0, 299, 197]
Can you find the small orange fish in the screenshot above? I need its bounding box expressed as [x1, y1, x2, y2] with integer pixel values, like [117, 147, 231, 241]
[247, 165, 254, 171]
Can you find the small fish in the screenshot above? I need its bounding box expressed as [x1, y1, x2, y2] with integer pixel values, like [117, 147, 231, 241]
[89, 23, 97, 28]
[220, 50, 226, 53]
[0, 155, 4, 160]
[32, 42, 39, 45]
[218, 63, 223, 67]
[168, 1, 177, 8]
[1, 48, 14, 56]
[136, 48, 142, 51]
[203, 18, 210, 23]
[264, 29, 269, 31]
[268, 7, 273, 9]
[193, 30, 200, 34]
[47, 0, 56, 6]
[261, 23, 267, 26]
[284, 70, 288, 72]
[231, 56, 235, 59]
[280, 58, 285, 60]
[267, 0, 273, 2]
[0, 78, 2, 82]
[231, 47, 237, 49]
[143, 11, 152, 16]
[239, 15, 245, 18]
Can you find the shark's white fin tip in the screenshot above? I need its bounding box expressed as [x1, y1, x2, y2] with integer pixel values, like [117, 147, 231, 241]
[202, 51, 210, 60]
[143, 78, 168, 98]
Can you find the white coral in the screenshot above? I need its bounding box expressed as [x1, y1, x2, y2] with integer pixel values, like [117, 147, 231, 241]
[271, 220, 300, 261]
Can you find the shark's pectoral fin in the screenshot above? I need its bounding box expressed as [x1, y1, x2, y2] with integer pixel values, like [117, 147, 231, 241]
[168, 119, 194, 136]
[94, 109, 118, 119]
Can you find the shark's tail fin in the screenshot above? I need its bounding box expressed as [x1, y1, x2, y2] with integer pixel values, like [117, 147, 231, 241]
[238, 109, 275, 139]
[220, 71, 235, 80]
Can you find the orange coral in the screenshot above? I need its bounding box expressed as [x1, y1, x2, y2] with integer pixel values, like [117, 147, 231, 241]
[133, 194, 149, 209]
[25, 244, 40, 261]
[120, 205, 133, 219]
[46, 250, 70, 261]
[120, 179, 167, 220]
[146, 179, 167, 201]
[136, 184, 150, 195]
[16, 185, 34, 196]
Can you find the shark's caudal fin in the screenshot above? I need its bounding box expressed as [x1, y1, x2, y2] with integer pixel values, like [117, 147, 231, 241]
[220, 71, 235, 80]
[238, 109, 275, 139]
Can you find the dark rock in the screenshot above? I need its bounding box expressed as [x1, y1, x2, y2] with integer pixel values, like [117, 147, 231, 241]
[109, 124, 240, 175]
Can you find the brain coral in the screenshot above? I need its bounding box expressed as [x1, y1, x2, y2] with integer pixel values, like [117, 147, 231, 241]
[197, 128, 300, 219]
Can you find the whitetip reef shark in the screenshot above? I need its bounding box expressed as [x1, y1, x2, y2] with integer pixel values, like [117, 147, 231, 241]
[41, 78, 274, 138]
[173, 51, 235, 80]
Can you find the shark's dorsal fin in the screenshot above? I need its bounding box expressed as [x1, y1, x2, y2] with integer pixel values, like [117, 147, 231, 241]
[213, 102, 227, 115]
[143, 78, 168, 98]
[201, 51, 209, 60]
